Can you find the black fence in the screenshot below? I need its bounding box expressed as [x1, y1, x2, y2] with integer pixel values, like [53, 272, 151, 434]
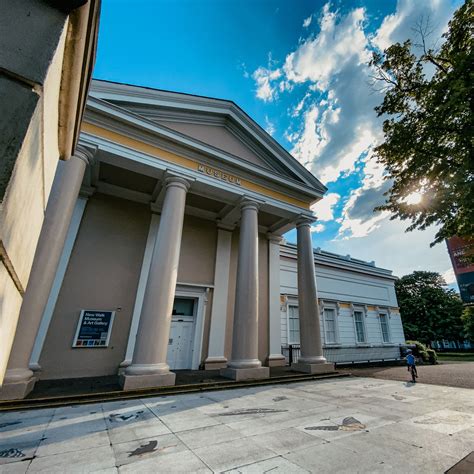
[282, 344, 301, 364]
[281, 344, 405, 366]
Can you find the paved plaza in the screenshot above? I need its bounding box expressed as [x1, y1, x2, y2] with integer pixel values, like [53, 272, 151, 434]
[341, 362, 474, 390]
[0, 377, 473, 473]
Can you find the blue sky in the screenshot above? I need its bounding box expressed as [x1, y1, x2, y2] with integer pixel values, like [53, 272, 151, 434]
[94, 0, 460, 284]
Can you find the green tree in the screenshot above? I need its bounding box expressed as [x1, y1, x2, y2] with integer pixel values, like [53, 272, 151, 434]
[371, 1, 473, 246]
[396, 271, 464, 343]
[461, 305, 474, 340]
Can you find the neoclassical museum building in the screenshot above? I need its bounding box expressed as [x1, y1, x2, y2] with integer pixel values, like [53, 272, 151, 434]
[1, 80, 405, 399]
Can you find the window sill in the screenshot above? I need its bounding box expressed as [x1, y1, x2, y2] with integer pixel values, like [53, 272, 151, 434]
[323, 343, 342, 348]
[355, 343, 371, 347]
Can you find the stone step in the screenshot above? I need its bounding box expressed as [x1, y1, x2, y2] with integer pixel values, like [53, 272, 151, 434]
[0, 371, 350, 412]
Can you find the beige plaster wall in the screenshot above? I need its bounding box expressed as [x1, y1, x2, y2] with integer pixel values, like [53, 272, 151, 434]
[42, 25, 67, 201]
[0, 263, 24, 381]
[0, 107, 45, 384]
[158, 122, 273, 170]
[0, 28, 67, 384]
[177, 215, 217, 286]
[37, 203, 272, 378]
[39, 194, 150, 379]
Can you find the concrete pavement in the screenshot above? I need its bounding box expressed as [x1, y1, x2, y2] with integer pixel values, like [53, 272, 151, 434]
[340, 362, 474, 389]
[0, 377, 473, 473]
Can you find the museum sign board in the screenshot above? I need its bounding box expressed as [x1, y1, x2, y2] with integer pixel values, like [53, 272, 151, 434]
[446, 236, 474, 304]
[72, 310, 115, 347]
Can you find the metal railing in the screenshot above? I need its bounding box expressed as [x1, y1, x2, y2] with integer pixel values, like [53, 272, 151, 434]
[282, 344, 301, 365]
[281, 344, 403, 366]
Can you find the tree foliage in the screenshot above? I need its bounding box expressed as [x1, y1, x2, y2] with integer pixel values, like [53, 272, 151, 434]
[371, 1, 474, 245]
[461, 305, 474, 340]
[396, 271, 464, 343]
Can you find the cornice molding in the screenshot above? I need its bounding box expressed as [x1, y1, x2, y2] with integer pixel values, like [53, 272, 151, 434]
[88, 80, 327, 194]
[82, 102, 322, 203]
[280, 243, 396, 280]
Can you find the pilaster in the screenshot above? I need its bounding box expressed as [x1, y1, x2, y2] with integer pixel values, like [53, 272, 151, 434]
[204, 222, 233, 370]
[266, 233, 286, 367]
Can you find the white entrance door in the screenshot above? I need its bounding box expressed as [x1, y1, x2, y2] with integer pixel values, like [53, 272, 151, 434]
[167, 298, 196, 370]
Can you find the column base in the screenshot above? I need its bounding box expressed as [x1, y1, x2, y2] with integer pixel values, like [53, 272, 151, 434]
[120, 372, 176, 391]
[220, 366, 269, 381]
[204, 356, 228, 370]
[266, 354, 286, 367]
[0, 377, 36, 400]
[291, 362, 335, 375]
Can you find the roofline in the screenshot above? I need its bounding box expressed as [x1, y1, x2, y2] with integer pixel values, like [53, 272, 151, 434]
[280, 242, 396, 279]
[83, 97, 324, 205]
[89, 79, 327, 194]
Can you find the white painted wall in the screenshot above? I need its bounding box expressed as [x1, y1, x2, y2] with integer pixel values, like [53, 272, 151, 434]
[279, 247, 405, 364]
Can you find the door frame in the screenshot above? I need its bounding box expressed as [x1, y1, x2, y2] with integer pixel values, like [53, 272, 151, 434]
[174, 284, 208, 370]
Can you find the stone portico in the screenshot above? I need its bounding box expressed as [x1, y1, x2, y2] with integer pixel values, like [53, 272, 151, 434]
[1, 80, 334, 399]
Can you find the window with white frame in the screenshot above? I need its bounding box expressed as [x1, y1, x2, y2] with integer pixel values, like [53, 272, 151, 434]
[379, 313, 390, 342]
[288, 305, 300, 344]
[353, 309, 366, 343]
[323, 307, 337, 343]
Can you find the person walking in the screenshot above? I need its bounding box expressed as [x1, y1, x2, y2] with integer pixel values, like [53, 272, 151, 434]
[406, 349, 418, 383]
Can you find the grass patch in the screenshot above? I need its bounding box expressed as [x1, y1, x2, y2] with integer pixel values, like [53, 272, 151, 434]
[437, 352, 474, 362]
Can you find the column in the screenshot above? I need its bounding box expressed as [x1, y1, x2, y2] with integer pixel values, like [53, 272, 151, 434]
[29, 195, 90, 371]
[0, 146, 94, 400]
[220, 199, 269, 381]
[121, 176, 191, 391]
[292, 218, 334, 374]
[204, 224, 233, 369]
[266, 234, 286, 367]
[119, 213, 160, 370]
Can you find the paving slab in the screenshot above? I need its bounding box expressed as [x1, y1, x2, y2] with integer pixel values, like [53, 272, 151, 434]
[175, 423, 243, 450]
[27, 445, 116, 473]
[111, 432, 188, 467]
[224, 455, 309, 473]
[193, 437, 276, 472]
[0, 377, 473, 472]
[118, 449, 211, 473]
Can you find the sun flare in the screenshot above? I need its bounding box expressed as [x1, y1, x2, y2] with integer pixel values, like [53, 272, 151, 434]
[404, 192, 423, 205]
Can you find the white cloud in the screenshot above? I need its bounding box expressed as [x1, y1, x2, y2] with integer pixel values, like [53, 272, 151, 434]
[240, 62, 250, 79]
[252, 66, 281, 102]
[292, 92, 310, 117]
[253, 0, 456, 186]
[337, 181, 391, 239]
[311, 192, 340, 221]
[278, 4, 381, 184]
[283, 6, 369, 90]
[303, 14, 313, 28]
[442, 268, 456, 285]
[373, 0, 455, 52]
[336, 154, 390, 239]
[264, 115, 276, 136]
[310, 223, 325, 233]
[328, 218, 453, 278]
[257, 1, 458, 273]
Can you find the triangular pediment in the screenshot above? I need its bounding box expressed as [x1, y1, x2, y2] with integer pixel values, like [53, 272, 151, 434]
[87, 80, 327, 196]
[154, 121, 277, 172]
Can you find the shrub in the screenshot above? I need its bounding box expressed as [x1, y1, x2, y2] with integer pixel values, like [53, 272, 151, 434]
[406, 340, 437, 364]
[426, 349, 438, 365]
